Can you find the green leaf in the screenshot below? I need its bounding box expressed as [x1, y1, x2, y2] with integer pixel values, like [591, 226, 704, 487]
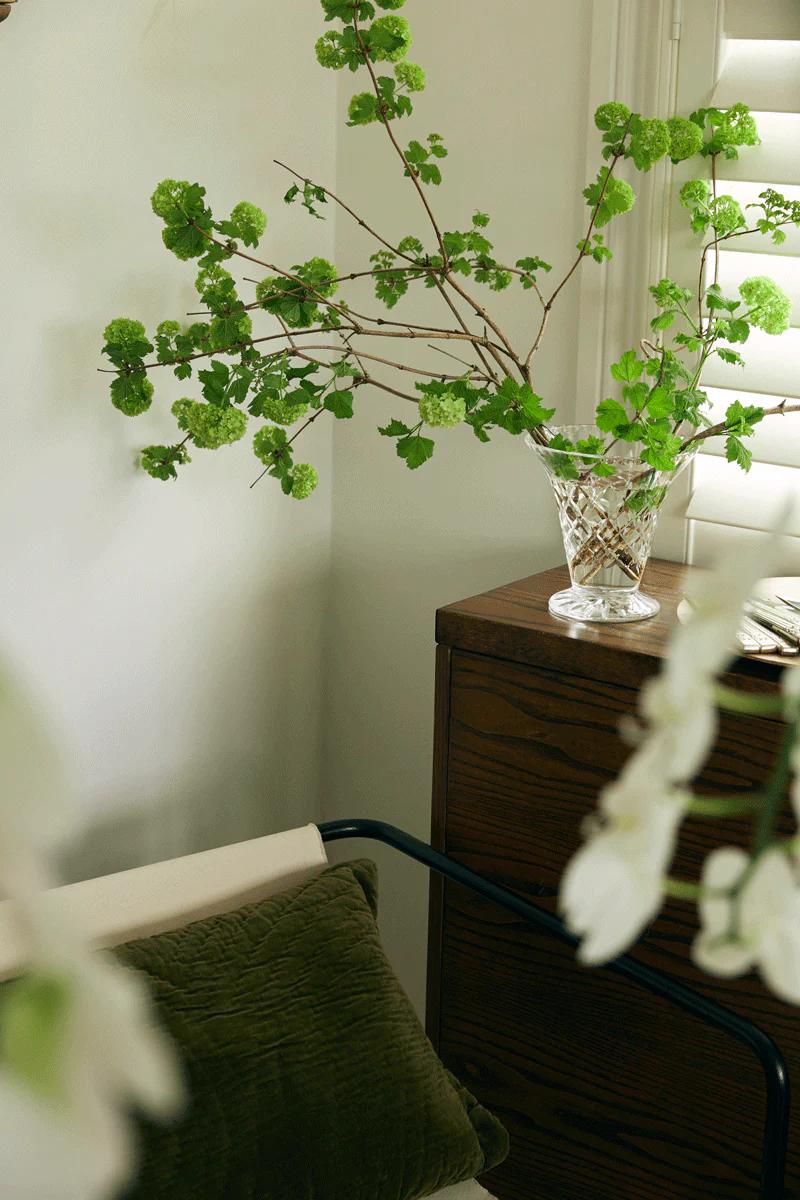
[596, 397, 628, 432]
[419, 163, 442, 186]
[725, 434, 753, 471]
[198, 360, 230, 407]
[610, 350, 643, 383]
[324, 390, 354, 419]
[626, 485, 668, 514]
[396, 433, 435, 469]
[724, 399, 764, 436]
[646, 386, 675, 419]
[378, 418, 411, 437]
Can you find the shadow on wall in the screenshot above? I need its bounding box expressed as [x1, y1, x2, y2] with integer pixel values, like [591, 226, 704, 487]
[55, 559, 328, 885]
[321, 516, 566, 1012]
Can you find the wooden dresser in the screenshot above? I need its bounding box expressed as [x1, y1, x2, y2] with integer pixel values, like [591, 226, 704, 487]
[426, 560, 798, 1200]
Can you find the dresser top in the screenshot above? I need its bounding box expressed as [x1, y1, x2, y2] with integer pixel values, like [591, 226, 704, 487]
[436, 559, 788, 689]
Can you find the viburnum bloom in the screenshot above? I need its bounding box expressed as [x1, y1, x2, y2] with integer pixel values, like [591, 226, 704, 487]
[693, 847, 800, 1003]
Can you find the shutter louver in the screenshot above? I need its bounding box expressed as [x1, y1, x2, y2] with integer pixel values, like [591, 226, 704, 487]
[683, 29, 800, 565]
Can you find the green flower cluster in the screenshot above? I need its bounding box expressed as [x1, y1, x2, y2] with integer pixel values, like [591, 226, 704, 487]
[739, 275, 792, 335]
[259, 394, 310, 425]
[103, 318, 156, 415]
[256, 257, 338, 328]
[419, 391, 466, 428]
[368, 14, 411, 61]
[290, 463, 319, 499]
[667, 116, 703, 162]
[629, 118, 671, 171]
[710, 195, 745, 236]
[253, 425, 288, 465]
[103, 318, 153, 363]
[315, 30, 348, 68]
[150, 179, 212, 261]
[140, 443, 191, 482]
[719, 103, 759, 147]
[594, 102, 630, 131]
[679, 179, 711, 209]
[601, 177, 636, 223]
[376, 0, 406, 8]
[227, 201, 267, 247]
[172, 398, 248, 448]
[395, 60, 425, 91]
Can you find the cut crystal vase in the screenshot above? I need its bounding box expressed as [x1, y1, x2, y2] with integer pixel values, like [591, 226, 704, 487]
[528, 425, 694, 624]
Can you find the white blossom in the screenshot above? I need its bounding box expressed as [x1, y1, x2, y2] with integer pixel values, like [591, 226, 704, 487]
[693, 846, 800, 1004]
[561, 508, 792, 966]
[561, 783, 688, 965]
[0, 661, 184, 1199]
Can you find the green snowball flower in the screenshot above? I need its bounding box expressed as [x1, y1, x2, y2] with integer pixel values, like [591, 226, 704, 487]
[229, 201, 266, 246]
[719, 103, 759, 147]
[710, 195, 745, 236]
[594, 101, 631, 131]
[368, 14, 412, 62]
[291, 463, 319, 500]
[629, 118, 671, 170]
[394, 61, 426, 92]
[110, 373, 154, 417]
[315, 31, 346, 69]
[151, 179, 188, 223]
[259, 395, 310, 426]
[667, 116, 704, 162]
[301, 257, 339, 298]
[679, 178, 711, 209]
[418, 391, 466, 428]
[604, 177, 636, 220]
[739, 275, 792, 335]
[376, 0, 406, 8]
[156, 319, 181, 339]
[171, 398, 247, 449]
[253, 425, 289, 465]
[103, 318, 152, 360]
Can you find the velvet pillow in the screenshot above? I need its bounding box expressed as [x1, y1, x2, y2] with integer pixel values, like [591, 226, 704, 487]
[117, 858, 508, 1200]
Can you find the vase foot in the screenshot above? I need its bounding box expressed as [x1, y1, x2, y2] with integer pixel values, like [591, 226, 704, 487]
[548, 585, 660, 624]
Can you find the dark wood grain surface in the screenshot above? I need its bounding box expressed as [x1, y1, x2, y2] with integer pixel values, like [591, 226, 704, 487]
[427, 560, 799, 1200]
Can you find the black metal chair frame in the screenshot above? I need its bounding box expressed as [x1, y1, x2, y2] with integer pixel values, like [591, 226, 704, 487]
[318, 818, 790, 1199]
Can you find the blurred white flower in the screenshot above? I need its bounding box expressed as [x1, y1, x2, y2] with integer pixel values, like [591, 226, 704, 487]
[693, 846, 800, 1004]
[0, 658, 184, 1199]
[561, 784, 688, 964]
[561, 507, 793, 968]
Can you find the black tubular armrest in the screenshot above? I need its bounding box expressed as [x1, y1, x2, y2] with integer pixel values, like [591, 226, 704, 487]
[318, 818, 789, 1199]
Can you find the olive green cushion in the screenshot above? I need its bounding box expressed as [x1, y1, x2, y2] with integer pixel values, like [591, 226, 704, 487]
[117, 858, 508, 1200]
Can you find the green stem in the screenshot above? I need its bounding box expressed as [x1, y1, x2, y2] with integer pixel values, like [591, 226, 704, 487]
[752, 715, 798, 858]
[687, 794, 763, 818]
[714, 684, 787, 717]
[663, 877, 702, 901]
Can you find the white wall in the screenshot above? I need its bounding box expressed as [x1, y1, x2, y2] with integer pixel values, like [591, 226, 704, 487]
[0, 1, 336, 877]
[2, 1, 595, 1013]
[323, 0, 592, 1012]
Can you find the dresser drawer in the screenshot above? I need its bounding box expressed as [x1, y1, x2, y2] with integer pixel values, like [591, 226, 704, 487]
[427, 563, 798, 1199]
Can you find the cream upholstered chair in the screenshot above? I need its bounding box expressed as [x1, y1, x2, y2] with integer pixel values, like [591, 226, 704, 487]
[0, 823, 497, 1200]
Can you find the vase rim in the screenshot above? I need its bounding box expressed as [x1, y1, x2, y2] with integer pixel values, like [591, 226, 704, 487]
[524, 426, 696, 467]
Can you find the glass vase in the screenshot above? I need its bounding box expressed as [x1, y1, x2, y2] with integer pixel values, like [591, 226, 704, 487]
[527, 425, 693, 624]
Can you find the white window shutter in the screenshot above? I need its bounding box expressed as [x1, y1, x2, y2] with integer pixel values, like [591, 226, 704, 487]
[680, 11, 800, 568]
